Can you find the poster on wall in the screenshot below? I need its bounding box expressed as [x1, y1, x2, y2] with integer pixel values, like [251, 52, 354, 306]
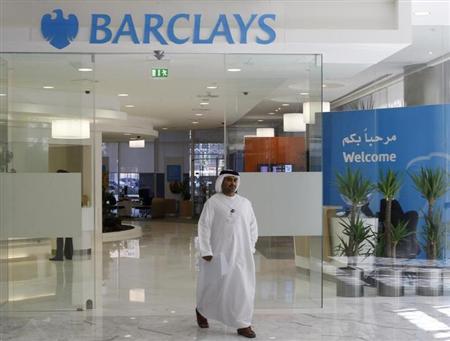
[166, 164, 181, 182]
[322, 104, 450, 257]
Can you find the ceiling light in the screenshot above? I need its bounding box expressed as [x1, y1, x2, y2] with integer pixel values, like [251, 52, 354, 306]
[300, 92, 309, 95]
[227, 68, 241, 72]
[125, 104, 135, 108]
[123, 133, 132, 136]
[192, 121, 199, 124]
[303, 102, 330, 124]
[256, 128, 275, 137]
[282, 103, 290, 107]
[267, 112, 275, 115]
[414, 11, 430, 16]
[78, 67, 93, 72]
[162, 127, 168, 130]
[43, 86, 54, 89]
[200, 102, 209, 105]
[0, 93, 6, 97]
[428, 51, 433, 55]
[322, 84, 327, 88]
[207, 85, 218, 89]
[257, 119, 264, 122]
[283, 113, 306, 132]
[52, 119, 90, 139]
[118, 93, 129, 97]
[129, 139, 145, 148]
[195, 113, 203, 117]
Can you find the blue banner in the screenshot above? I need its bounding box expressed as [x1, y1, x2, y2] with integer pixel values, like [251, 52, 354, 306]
[323, 104, 450, 256]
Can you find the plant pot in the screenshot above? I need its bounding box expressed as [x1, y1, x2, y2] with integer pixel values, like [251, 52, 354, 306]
[336, 267, 364, 297]
[377, 268, 404, 297]
[417, 268, 443, 296]
[179, 200, 193, 218]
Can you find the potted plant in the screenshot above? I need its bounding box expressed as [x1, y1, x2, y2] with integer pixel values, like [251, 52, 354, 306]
[169, 181, 183, 194]
[410, 167, 448, 260]
[334, 167, 376, 296]
[376, 169, 402, 257]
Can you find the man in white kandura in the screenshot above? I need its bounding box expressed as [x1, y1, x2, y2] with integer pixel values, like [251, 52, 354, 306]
[196, 169, 258, 339]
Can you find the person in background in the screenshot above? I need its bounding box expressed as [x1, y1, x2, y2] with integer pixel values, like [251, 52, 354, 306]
[196, 169, 258, 338]
[49, 169, 73, 261]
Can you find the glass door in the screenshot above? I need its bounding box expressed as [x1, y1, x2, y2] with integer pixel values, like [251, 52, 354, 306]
[0, 55, 8, 307]
[224, 54, 323, 308]
[2, 54, 96, 311]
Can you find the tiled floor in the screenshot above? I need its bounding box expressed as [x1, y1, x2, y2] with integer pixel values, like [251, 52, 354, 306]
[2, 220, 450, 340]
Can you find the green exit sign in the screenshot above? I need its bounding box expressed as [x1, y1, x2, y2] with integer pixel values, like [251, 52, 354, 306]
[151, 68, 169, 78]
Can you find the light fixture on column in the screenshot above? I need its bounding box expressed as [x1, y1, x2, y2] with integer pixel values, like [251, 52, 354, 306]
[51, 119, 90, 139]
[256, 128, 275, 137]
[129, 137, 145, 148]
[303, 102, 330, 124]
[283, 113, 306, 132]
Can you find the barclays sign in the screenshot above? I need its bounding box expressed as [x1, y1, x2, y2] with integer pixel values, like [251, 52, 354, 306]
[41, 9, 277, 49]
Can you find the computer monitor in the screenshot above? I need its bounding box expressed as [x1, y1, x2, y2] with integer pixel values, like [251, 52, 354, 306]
[259, 164, 270, 172]
[271, 164, 293, 173]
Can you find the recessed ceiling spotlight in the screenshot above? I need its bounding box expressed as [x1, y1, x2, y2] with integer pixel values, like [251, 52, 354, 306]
[227, 68, 241, 72]
[162, 127, 168, 130]
[78, 67, 93, 72]
[207, 85, 218, 89]
[414, 11, 431, 16]
[118, 93, 129, 97]
[257, 119, 264, 122]
[195, 113, 203, 117]
[0, 93, 6, 97]
[300, 92, 309, 95]
[322, 84, 327, 88]
[267, 112, 275, 115]
[123, 133, 132, 136]
[192, 121, 199, 124]
[282, 103, 290, 107]
[43, 85, 54, 89]
[125, 104, 135, 108]
[200, 102, 209, 105]
[428, 51, 433, 55]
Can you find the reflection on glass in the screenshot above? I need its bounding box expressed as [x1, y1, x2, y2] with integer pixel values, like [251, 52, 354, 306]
[109, 239, 140, 259]
[129, 288, 145, 302]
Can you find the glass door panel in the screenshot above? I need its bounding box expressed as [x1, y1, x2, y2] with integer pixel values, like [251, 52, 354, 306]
[224, 54, 323, 308]
[2, 54, 95, 311]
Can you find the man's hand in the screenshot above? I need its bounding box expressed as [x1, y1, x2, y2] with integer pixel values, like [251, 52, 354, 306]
[202, 255, 213, 261]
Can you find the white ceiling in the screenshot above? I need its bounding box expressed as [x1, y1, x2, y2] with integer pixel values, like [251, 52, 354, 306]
[3, 1, 450, 138]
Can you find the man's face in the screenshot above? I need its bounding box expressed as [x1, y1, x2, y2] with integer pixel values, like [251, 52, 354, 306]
[221, 176, 238, 196]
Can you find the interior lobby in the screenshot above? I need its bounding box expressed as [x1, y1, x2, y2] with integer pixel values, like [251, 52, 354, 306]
[1, 1, 450, 340]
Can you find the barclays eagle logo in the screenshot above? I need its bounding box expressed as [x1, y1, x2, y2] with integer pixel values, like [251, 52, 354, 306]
[41, 9, 78, 49]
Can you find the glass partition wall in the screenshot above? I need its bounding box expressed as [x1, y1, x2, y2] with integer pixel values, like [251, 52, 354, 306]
[224, 54, 323, 308]
[1, 52, 323, 313]
[1, 54, 96, 311]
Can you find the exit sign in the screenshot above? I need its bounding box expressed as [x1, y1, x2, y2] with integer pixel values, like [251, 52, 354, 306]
[151, 68, 168, 78]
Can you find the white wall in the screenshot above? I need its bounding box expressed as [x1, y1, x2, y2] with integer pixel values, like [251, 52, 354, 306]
[238, 172, 322, 237]
[119, 142, 155, 173]
[103, 142, 155, 173]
